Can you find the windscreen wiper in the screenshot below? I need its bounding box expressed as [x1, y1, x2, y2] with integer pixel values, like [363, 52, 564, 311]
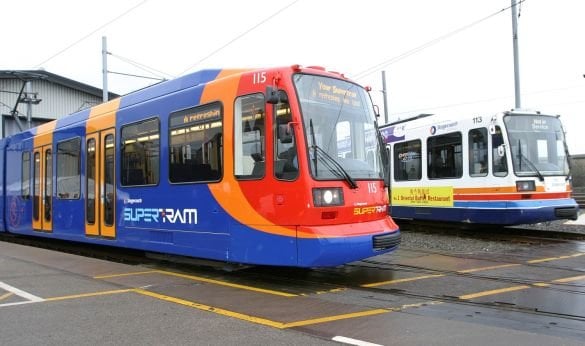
[314, 145, 358, 189]
[517, 140, 544, 181]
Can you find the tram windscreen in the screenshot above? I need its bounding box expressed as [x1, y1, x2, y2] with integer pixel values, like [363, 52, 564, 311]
[294, 74, 383, 180]
[504, 114, 570, 176]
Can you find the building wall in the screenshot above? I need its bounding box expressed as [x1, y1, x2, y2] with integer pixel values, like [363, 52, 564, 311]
[0, 78, 103, 136]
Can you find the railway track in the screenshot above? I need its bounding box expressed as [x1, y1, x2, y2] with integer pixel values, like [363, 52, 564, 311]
[3, 228, 584, 324]
[397, 220, 585, 241]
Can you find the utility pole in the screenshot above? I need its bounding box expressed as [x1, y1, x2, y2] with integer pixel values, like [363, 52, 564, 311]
[511, 0, 521, 109]
[381, 70, 389, 124]
[102, 36, 108, 102]
[26, 81, 32, 129]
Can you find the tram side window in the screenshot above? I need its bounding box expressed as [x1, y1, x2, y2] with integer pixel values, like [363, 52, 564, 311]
[169, 103, 222, 183]
[491, 125, 508, 177]
[427, 132, 462, 179]
[57, 138, 81, 199]
[469, 128, 488, 177]
[234, 94, 265, 179]
[121, 118, 160, 186]
[393, 140, 421, 181]
[22, 152, 31, 199]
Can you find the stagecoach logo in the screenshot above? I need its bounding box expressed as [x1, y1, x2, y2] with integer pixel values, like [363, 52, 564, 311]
[123, 207, 198, 224]
[430, 121, 458, 135]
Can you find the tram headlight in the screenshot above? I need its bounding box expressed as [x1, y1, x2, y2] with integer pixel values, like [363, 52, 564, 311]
[312, 188, 344, 207]
[516, 180, 536, 192]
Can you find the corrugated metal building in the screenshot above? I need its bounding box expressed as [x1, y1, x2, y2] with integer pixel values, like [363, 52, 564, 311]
[0, 70, 118, 137]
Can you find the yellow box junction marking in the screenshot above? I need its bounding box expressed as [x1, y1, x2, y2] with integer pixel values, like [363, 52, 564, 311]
[526, 252, 584, 264]
[134, 288, 388, 329]
[362, 253, 583, 288]
[44, 289, 136, 302]
[95, 269, 297, 297]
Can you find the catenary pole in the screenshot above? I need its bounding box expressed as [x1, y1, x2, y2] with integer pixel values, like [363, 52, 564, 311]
[102, 36, 108, 102]
[511, 0, 521, 109]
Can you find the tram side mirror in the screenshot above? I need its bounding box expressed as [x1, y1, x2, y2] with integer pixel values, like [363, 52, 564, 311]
[373, 105, 381, 118]
[497, 144, 506, 157]
[278, 123, 293, 143]
[266, 86, 279, 104]
[489, 125, 496, 135]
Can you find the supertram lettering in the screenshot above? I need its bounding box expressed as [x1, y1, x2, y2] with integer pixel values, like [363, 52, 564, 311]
[162, 208, 197, 224]
[353, 205, 387, 215]
[124, 208, 160, 222]
[123, 208, 198, 224]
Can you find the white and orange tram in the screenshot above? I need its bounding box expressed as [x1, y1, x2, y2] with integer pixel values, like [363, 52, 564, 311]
[380, 110, 579, 225]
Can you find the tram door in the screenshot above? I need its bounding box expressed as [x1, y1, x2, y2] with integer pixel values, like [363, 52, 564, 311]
[32, 145, 53, 232]
[85, 129, 116, 238]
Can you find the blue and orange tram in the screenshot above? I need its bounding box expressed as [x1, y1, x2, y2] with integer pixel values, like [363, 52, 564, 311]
[0, 65, 400, 267]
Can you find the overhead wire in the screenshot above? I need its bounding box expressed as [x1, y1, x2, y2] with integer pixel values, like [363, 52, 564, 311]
[177, 0, 299, 76]
[391, 84, 585, 117]
[34, 0, 149, 68]
[107, 52, 174, 80]
[353, 0, 528, 81]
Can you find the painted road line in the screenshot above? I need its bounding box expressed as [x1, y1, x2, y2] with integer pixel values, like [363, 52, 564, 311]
[94, 269, 297, 297]
[458, 285, 530, 300]
[0, 281, 44, 302]
[362, 274, 444, 287]
[44, 289, 135, 302]
[363, 254, 582, 288]
[282, 309, 389, 328]
[154, 270, 297, 297]
[526, 253, 585, 264]
[332, 336, 383, 346]
[93, 270, 159, 279]
[135, 288, 391, 329]
[458, 263, 520, 273]
[0, 281, 44, 307]
[0, 292, 13, 302]
[135, 288, 288, 328]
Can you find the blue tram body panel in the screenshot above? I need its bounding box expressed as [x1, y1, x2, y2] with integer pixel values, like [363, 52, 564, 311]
[0, 138, 7, 232]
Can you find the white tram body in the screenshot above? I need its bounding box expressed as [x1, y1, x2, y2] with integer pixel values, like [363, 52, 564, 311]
[379, 110, 579, 225]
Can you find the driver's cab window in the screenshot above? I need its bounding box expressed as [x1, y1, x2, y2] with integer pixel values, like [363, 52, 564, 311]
[491, 125, 508, 177]
[274, 91, 298, 180]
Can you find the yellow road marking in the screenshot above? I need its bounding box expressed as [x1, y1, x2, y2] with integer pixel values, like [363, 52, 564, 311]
[134, 288, 289, 328]
[458, 263, 520, 273]
[94, 269, 296, 297]
[526, 253, 584, 264]
[134, 288, 389, 329]
[282, 309, 389, 328]
[94, 270, 159, 279]
[0, 292, 14, 301]
[363, 253, 583, 288]
[44, 289, 135, 302]
[462, 274, 585, 295]
[362, 264, 519, 287]
[362, 274, 444, 287]
[155, 270, 297, 297]
[548, 274, 585, 284]
[459, 285, 530, 300]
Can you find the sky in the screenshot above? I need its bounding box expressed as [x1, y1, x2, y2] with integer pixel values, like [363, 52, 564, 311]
[2, 0, 584, 154]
